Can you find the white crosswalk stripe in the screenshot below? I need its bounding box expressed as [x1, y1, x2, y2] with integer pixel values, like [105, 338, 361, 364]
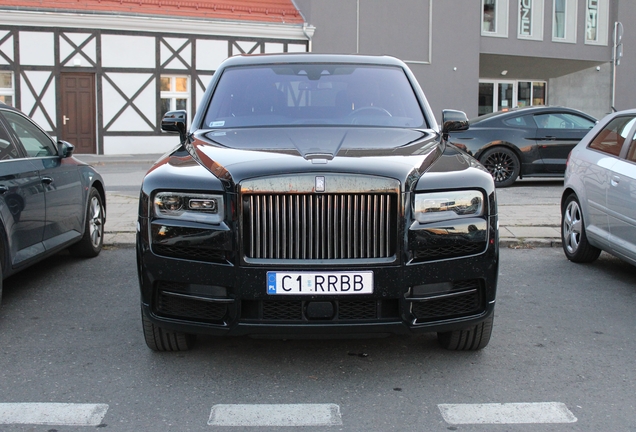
[208, 403, 343, 427]
[0, 403, 108, 426]
[438, 402, 577, 425]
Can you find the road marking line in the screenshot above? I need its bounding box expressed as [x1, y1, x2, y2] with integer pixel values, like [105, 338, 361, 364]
[0, 403, 108, 426]
[208, 403, 343, 427]
[438, 402, 577, 424]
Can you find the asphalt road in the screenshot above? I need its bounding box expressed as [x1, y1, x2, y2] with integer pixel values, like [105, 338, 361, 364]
[1, 246, 635, 431]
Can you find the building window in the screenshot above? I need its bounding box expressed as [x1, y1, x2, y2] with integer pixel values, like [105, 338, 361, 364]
[517, 81, 546, 107]
[519, 0, 532, 36]
[483, 0, 497, 32]
[518, 0, 544, 40]
[160, 75, 189, 118]
[0, 72, 14, 106]
[479, 80, 546, 115]
[479, 83, 495, 116]
[482, 0, 509, 38]
[585, 0, 609, 45]
[553, 0, 577, 43]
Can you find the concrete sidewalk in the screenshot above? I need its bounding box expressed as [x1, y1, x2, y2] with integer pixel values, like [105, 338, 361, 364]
[102, 193, 563, 248]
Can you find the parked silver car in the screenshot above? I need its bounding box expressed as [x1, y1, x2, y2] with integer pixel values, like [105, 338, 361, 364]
[561, 109, 636, 265]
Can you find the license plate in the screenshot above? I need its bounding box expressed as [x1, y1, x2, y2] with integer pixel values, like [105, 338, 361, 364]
[267, 271, 374, 295]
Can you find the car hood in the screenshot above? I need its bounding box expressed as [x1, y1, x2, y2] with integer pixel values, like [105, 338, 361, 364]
[185, 127, 446, 189]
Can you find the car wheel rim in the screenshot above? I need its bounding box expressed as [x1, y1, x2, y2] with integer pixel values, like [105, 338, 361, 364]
[563, 200, 582, 254]
[483, 152, 515, 183]
[88, 196, 103, 248]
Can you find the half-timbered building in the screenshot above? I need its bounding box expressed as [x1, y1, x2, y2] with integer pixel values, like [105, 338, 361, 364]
[0, 0, 312, 154]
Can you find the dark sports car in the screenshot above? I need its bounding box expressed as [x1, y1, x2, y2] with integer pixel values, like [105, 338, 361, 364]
[136, 54, 498, 352]
[0, 102, 106, 302]
[448, 106, 597, 187]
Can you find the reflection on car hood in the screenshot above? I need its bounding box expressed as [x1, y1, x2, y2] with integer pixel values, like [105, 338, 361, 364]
[186, 127, 446, 188]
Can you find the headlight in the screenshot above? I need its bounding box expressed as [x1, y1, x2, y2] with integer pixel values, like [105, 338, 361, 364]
[153, 192, 224, 224]
[414, 190, 484, 223]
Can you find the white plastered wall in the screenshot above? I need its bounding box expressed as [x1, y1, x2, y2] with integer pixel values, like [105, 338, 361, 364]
[104, 135, 181, 155]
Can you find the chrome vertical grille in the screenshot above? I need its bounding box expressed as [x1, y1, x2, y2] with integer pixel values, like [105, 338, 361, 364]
[243, 193, 396, 260]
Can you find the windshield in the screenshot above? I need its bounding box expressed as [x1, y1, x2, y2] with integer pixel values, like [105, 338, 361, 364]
[203, 64, 426, 129]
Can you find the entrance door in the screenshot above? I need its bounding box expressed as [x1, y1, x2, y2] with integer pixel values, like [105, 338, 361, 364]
[497, 82, 514, 111]
[60, 73, 96, 154]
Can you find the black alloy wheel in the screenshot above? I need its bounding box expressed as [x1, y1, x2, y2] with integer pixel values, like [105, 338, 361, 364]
[479, 147, 521, 188]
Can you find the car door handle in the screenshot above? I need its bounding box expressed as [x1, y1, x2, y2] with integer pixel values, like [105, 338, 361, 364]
[41, 177, 54, 185]
[611, 175, 620, 187]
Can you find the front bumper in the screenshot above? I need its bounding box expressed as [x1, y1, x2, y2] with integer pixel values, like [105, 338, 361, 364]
[137, 218, 498, 338]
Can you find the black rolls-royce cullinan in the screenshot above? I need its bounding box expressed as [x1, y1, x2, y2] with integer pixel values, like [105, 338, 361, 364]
[136, 54, 498, 352]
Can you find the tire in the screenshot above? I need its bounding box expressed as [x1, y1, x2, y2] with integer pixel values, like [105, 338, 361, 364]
[141, 308, 196, 352]
[437, 315, 494, 351]
[479, 147, 520, 188]
[561, 194, 601, 263]
[69, 187, 104, 258]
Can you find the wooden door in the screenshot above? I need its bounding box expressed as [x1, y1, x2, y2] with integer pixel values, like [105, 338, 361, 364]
[60, 73, 96, 154]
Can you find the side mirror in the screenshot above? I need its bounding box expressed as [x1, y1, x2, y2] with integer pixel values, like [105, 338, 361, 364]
[57, 140, 75, 158]
[161, 110, 188, 144]
[441, 109, 469, 140]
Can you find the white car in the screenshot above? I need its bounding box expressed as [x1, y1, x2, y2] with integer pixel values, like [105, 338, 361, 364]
[561, 109, 636, 265]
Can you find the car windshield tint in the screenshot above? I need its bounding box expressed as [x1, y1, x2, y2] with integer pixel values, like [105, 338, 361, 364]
[203, 64, 426, 129]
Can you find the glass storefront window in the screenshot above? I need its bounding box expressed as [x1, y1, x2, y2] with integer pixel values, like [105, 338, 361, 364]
[498, 83, 513, 111]
[517, 82, 531, 107]
[532, 82, 546, 105]
[479, 80, 547, 115]
[479, 82, 495, 115]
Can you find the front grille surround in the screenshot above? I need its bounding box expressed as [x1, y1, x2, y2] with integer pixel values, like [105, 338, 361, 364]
[239, 175, 401, 263]
[243, 192, 397, 260]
